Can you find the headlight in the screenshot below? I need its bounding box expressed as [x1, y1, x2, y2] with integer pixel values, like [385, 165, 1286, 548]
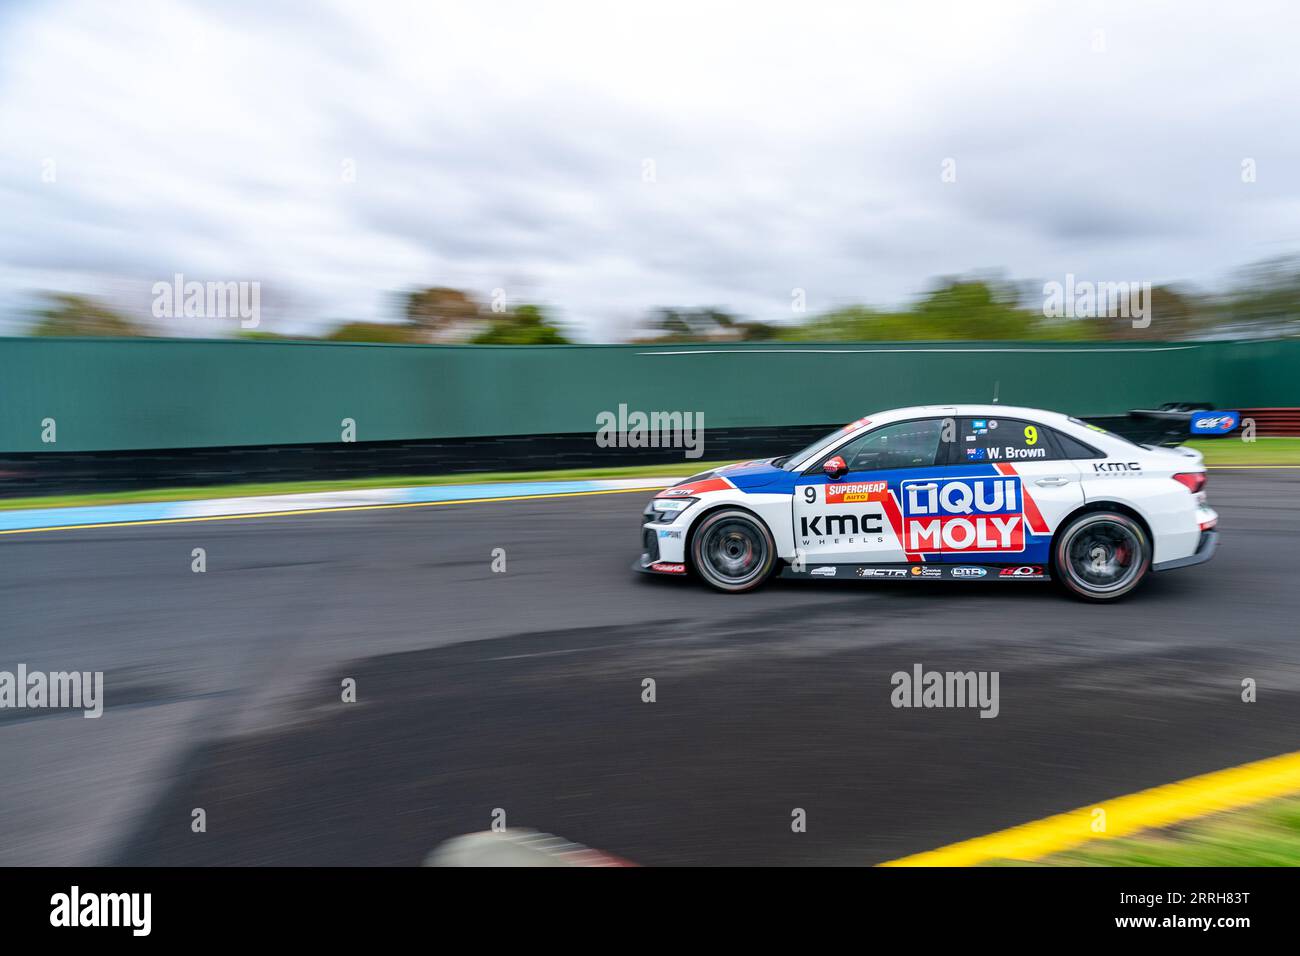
[649, 497, 698, 520]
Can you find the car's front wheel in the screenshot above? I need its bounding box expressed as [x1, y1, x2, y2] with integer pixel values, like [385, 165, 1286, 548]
[1054, 510, 1151, 601]
[690, 509, 776, 593]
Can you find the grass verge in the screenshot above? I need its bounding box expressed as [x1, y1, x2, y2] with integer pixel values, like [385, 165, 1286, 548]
[1186, 436, 1300, 466]
[1000, 795, 1300, 866]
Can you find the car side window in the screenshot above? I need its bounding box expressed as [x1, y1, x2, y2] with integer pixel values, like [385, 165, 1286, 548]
[1052, 429, 1104, 459]
[956, 417, 1060, 463]
[822, 419, 945, 472]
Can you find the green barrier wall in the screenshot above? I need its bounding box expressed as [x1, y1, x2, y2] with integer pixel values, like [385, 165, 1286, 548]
[1, 337, 1297, 453]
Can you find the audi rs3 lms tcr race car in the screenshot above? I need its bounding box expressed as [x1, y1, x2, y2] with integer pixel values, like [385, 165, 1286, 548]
[636, 405, 1218, 601]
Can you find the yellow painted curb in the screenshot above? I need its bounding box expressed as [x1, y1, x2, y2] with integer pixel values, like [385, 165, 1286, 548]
[882, 748, 1300, 866]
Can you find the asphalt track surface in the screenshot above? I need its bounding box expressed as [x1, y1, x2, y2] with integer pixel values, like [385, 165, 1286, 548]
[2, 471, 1299, 866]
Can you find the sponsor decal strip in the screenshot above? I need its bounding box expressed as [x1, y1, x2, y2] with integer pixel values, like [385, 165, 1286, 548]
[787, 564, 1047, 581]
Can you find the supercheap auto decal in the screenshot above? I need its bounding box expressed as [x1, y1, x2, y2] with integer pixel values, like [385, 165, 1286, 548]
[823, 480, 888, 505]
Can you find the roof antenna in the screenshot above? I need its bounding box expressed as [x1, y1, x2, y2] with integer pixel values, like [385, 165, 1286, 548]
[992, 379, 1000, 404]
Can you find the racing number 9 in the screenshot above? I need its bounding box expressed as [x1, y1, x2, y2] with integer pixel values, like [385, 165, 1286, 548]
[1024, 425, 1038, 446]
[804, 487, 817, 503]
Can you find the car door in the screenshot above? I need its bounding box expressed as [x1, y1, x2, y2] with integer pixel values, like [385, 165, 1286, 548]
[939, 415, 1085, 565]
[792, 418, 946, 566]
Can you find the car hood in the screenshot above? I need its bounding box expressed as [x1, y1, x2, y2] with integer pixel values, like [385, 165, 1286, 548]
[658, 457, 791, 494]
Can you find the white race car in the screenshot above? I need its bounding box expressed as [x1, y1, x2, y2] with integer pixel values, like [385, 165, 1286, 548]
[636, 405, 1218, 600]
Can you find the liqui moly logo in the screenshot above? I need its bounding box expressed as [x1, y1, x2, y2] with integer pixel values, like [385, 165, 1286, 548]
[900, 477, 1025, 553]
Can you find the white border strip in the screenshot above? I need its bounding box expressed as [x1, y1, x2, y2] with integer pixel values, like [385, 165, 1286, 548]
[640, 346, 1200, 355]
[0, 477, 684, 533]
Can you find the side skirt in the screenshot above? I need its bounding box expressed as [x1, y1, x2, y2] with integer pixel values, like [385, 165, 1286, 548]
[780, 562, 1051, 582]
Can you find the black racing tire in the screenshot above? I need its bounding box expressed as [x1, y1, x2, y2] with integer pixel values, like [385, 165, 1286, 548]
[1053, 510, 1151, 602]
[690, 508, 777, 593]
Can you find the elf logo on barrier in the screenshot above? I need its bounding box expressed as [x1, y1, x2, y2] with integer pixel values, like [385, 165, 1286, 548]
[1190, 411, 1239, 435]
[900, 477, 1025, 553]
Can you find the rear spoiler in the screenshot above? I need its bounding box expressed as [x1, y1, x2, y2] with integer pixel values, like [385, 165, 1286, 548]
[1082, 404, 1241, 447]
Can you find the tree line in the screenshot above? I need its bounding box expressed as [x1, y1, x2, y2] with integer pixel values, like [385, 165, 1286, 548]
[22, 255, 1300, 343]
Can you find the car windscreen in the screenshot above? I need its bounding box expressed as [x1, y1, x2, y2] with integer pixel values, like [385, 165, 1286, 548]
[782, 418, 872, 470]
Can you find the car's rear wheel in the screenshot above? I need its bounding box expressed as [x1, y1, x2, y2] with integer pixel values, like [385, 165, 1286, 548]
[1054, 510, 1150, 601]
[691, 509, 776, 593]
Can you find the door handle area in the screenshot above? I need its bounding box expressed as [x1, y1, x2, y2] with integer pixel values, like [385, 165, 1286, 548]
[1035, 477, 1071, 487]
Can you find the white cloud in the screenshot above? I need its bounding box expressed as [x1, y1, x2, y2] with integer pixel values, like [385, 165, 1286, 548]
[1, 0, 1299, 337]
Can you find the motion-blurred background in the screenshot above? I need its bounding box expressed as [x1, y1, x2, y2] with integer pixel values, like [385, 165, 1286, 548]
[4, 0, 1300, 873]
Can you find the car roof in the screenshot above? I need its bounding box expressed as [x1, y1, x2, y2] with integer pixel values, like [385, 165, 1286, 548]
[862, 404, 1079, 429]
[787, 404, 1104, 470]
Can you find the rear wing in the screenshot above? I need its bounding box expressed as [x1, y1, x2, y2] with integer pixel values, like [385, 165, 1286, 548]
[1082, 404, 1241, 447]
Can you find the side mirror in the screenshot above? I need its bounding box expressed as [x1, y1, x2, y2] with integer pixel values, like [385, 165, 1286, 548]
[823, 455, 848, 480]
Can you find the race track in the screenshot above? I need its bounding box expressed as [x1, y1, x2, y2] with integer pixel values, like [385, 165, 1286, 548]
[2, 471, 1299, 866]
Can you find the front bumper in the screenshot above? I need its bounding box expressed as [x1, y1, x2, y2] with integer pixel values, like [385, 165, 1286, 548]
[636, 501, 690, 575]
[633, 557, 687, 576]
[1153, 528, 1218, 572]
[640, 497, 690, 567]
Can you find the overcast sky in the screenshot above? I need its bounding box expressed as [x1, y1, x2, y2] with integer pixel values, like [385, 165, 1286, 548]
[2, 0, 1298, 339]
